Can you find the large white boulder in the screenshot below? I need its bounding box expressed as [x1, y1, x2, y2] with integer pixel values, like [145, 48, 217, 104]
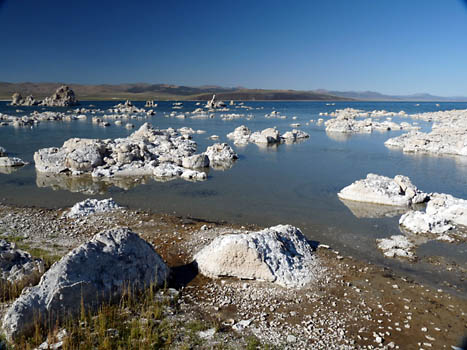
[2, 228, 169, 341]
[194, 224, 321, 288]
[338, 174, 427, 206]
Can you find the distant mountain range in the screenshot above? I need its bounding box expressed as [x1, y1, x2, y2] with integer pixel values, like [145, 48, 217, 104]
[0, 82, 465, 102]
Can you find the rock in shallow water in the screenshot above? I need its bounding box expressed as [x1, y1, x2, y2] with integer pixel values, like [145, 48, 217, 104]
[400, 193, 467, 234]
[2, 228, 169, 341]
[376, 235, 415, 259]
[338, 174, 427, 207]
[194, 224, 322, 288]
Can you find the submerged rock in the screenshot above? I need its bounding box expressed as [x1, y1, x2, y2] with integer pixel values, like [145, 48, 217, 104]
[0, 240, 45, 285]
[194, 224, 322, 288]
[338, 174, 427, 206]
[65, 198, 122, 218]
[2, 228, 169, 341]
[376, 235, 415, 260]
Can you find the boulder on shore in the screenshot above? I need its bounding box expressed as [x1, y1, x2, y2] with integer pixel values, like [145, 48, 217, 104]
[194, 224, 322, 288]
[0, 240, 45, 285]
[2, 228, 169, 341]
[338, 174, 428, 207]
[65, 198, 122, 218]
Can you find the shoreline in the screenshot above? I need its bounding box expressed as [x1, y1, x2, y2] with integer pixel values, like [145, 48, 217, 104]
[0, 202, 465, 349]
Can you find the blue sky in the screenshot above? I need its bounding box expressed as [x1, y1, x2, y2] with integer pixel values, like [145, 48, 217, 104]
[1, 0, 466, 95]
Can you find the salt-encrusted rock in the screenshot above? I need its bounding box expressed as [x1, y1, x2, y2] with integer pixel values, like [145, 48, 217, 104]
[65, 198, 121, 218]
[227, 125, 252, 145]
[399, 193, 467, 234]
[180, 169, 207, 181]
[153, 163, 184, 178]
[0, 157, 28, 168]
[338, 174, 427, 206]
[194, 224, 321, 288]
[250, 127, 281, 144]
[205, 143, 238, 169]
[0, 240, 45, 285]
[182, 153, 209, 169]
[376, 235, 415, 259]
[2, 228, 169, 341]
[281, 129, 310, 142]
[0, 146, 6, 157]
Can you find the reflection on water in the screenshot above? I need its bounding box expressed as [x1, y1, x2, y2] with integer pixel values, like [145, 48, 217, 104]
[36, 172, 149, 194]
[325, 131, 352, 142]
[339, 198, 408, 218]
[0, 166, 20, 175]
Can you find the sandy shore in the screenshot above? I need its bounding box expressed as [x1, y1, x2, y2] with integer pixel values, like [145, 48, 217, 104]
[0, 202, 465, 349]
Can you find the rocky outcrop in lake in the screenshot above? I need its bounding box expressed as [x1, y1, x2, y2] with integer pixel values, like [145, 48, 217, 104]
[194, 224, 322, 288]
[34, 123, 234, 182]
[338, 174, 428, 207]
[10, 85, 79, 107]
[385, 109, 467, 157]
[2, 228, 169, 341]
[0, 147, 28, 170]
[227, 125, 309, 146]
[324, 108, 416, 134]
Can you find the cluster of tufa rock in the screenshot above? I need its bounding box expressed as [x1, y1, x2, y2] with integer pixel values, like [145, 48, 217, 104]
[34, 122, 238, 182]
[10, 85, 79, 107]
[227, 125, 309, 146]
[339, 173, 467, 259]
[385, 109, 467, 157]
[194, 224, 322, 288]
[2, 228, 170, 341]
[324, 108, 417, 134]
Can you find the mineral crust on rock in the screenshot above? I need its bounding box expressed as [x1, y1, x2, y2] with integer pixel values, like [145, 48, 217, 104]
[194, 224, 322, 288]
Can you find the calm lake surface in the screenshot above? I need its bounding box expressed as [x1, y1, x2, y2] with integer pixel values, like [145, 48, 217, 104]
[1, 100, 466, 295]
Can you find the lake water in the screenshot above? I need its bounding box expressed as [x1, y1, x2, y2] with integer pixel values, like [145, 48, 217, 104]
[1, 100, 466, 295]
